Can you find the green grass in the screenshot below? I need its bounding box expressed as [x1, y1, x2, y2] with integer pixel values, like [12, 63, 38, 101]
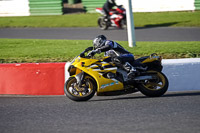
[134, 11, 200, 27]
[0, 11, 200, 28]
[0, 39, 200, 63]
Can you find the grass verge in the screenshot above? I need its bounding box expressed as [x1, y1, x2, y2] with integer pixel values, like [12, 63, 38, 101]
[0, 39, 200, 63]
[0, 11, 200, 28]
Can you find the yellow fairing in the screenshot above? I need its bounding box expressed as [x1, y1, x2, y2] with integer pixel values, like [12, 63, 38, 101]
[71, 56, 124, 93]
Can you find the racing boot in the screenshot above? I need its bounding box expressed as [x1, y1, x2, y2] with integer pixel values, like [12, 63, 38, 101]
[123, 62, 138, 79]
[133, 62, 148, 71]
[104, 15, 110, 22]
[135, 65, 147, 71]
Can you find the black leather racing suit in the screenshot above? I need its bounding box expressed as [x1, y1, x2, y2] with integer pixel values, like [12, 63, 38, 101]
[103, 0, 117, 17]
[98, 40, 134, 68]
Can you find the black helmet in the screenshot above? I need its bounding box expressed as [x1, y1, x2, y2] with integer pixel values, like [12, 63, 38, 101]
[93, 35, 107, 49]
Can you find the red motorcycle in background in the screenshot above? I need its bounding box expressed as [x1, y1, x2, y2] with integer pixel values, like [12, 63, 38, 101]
[96, 6, 126, 30]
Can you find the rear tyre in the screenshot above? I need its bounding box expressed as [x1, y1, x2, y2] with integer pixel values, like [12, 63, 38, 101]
[64, 76, 96, 101]
[137, 71, 169, 97]
[98, 17, 109, 30]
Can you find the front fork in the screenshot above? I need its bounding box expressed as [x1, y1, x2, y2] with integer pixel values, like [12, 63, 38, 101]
[75, 71, 85, 87]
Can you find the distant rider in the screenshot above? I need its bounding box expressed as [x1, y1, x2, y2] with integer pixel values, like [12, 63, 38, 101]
[103, 0, 118, 20]
[88, 35, 145, 79]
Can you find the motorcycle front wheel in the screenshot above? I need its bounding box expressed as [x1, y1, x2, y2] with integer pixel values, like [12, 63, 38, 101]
[98, 17, 109, 30]
[64, 76, 96, 101]
[137, 71, 169, 97]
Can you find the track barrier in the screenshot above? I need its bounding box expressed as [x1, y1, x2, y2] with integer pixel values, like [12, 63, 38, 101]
[0, 63, 65, 95]
[0, 58, 200, 95]
[162, 58, 200, 92]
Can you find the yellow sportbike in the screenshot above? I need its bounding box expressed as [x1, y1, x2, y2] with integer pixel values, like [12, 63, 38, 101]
[64, 47, 169, 101]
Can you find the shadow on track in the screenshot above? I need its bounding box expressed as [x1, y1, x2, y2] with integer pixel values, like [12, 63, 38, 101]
[90, 91, 200, 102]
[163, 91, 200, 97]
[98, 22, 182, 31]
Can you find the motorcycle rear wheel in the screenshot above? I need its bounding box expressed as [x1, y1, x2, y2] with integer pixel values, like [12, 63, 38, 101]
[137, 71, 169, 97]
[64, 76, 96, 101]
[98, 17, 109, 30]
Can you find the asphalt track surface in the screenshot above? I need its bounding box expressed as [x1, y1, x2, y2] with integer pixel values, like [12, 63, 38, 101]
[0, 27, 200, 41]
[0, 91, 200, 133]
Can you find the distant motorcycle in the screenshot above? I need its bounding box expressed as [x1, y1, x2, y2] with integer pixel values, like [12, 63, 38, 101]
[96, 6, 126, 30]
[64, 47, 169, 101]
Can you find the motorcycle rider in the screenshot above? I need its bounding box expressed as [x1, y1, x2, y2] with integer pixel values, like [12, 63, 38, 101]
[103, 0, 118, 20]
[89, 35, 145, 79]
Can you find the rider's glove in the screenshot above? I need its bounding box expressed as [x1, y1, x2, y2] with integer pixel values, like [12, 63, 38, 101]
[94, 48, 101, 54]
[88, 50, 96, 57]
[88, 49, 101, 57]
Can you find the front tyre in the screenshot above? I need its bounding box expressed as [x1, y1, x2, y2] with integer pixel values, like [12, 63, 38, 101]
[98, 17, 108, 30]
[64, 76, 96, 101]
[137, 71, 169, 97]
